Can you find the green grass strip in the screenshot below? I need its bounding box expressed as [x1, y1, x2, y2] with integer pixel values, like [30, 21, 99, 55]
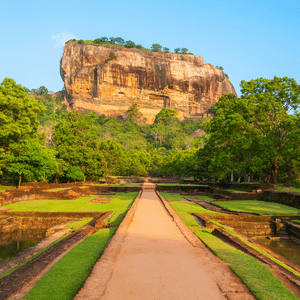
[65, 218, 93, 230]
[218, 200, 300, 215]
[3, 192, 138, 227]
[188, 195, 216, 202]
[24, 227, 117, 300]
[292, 220, 300, 224]
[226, 189, 248, 193]
[209, 219, 300, 277]
[46, 188, 70, 192]
[193, 228, 298, 300]
[168, 200, 299, 300]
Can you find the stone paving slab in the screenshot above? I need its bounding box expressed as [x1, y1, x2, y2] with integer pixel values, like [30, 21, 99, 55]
[75, 191, 255, 300]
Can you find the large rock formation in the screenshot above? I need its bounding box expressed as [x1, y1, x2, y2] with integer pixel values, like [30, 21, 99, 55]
[60, 42, 236, 122]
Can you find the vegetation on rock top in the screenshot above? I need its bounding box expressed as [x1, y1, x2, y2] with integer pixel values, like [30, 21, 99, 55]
[65, 36, 194, 55]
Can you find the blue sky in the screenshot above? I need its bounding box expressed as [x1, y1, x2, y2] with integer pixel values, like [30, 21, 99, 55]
[1, 0, 299, 96]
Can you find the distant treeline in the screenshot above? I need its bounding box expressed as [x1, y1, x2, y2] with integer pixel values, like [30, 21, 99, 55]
[1, 75, 299, 187]
[65, 37, 193, 55]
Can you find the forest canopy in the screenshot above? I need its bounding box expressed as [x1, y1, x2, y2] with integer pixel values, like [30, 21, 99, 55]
[1, 76, 299, 186]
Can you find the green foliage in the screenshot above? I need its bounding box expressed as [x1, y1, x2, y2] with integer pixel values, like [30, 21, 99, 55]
[174, 48, 180, 53]
[163, 47, 169, 53]
[201, 77, 300, 183]
[151, 43, 162, 52]
[53, 111, 104, 181]
[181, 48, 188, 53]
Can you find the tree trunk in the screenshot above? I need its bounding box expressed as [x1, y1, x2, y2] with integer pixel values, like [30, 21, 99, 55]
[18, 176, 22, 189]
[230, 172, 234, 182]
[271, 157, 279, 184]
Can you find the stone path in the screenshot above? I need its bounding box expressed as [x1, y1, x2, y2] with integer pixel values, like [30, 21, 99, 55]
[75, 190, 255, 300]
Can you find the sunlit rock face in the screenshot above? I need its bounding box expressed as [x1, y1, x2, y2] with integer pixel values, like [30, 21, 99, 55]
[60, 43, 236, 123]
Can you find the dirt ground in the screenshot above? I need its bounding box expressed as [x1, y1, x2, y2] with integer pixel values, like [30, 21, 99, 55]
[75, 191, 255, 300]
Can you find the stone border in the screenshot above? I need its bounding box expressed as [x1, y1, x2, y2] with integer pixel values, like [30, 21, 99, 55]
[74, 191, 143, 300]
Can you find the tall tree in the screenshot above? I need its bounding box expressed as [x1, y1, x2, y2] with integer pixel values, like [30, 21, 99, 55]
[0, 78, 46, 185]
[53, 111, 104, 181]
[204, 77, 300, 183]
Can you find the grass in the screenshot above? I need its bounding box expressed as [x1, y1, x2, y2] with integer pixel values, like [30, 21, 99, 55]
[24, 227, 117, 300]
[209, 219, 300, 277]
[188, 195, 215, 202]
[167, 199, 299, 299]
[0, 186, 16, 193]
[65, 218, 93, 230]
[292, 220, 300, 224]
[275, 186, 300, 194]
[193, 228, 298, 300]
[161, 192, 220, 227]
[2, 192, 138, 226]
[100, 183, 141, 187]
[159, 192, 187, 202]
[156, 183, 207, 186]
[226, 189, 248, 193]
[218, 200, 300, 215]
[46, 188, 70, 192]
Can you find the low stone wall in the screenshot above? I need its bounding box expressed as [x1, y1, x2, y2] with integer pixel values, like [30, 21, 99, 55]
[0, 211, 107, 218]
[262, 190, 300, 209]
[286, 222, 300, 240]
[208, 183, 274, 191]
[157, 185, 212, 194]
[194, 214, 300, 237]
[0, 184, 140, 207]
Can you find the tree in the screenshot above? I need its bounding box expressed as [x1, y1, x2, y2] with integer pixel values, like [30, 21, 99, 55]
[174, 48, 180, 53]
[109, 37, 115, 44]
[99, 140, 128, 181]
[115, 37, 124, 45]
[125, 104, 147, 125]
[154, 108, 178, 125]
[94, 38, 102, 44]
[151, 44, 162, 52]
[125, 40, 135, 48]
[181, 48, 188, 54]
[203, 77, 300, 183]
[6, 140, 57, 188]
[53, 111, 104, 181]
[0, 78, 45, 184]
[163, 47, 170, 53]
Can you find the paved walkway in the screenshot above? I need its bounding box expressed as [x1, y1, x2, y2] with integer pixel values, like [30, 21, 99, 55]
[75, 191, 255, 300]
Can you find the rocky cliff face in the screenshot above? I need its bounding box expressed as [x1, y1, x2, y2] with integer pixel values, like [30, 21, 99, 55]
[60, 43, 236, 122]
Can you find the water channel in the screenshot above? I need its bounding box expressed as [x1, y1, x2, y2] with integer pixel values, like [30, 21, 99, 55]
[0, 229, 47, 264]
[254, 236, 300, 266]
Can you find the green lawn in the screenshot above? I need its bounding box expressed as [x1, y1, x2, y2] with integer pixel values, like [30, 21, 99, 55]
[156, 183, 207, 186]
[3, 192, 138, 299]
[46, 188, 70, 192]
[169, 200, 299, 300]
[0, 186, 16, 193]
[187, 195, 215, 202]
[275, 186, 300, 194]
[2, 192, 138, 226]
[226, 189, 248, 193]
[292, 220, 300, 224]
[217, 200, 300, 215]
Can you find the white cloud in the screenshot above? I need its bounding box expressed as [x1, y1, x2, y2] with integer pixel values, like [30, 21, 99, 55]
[51, 32, 78, 49]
